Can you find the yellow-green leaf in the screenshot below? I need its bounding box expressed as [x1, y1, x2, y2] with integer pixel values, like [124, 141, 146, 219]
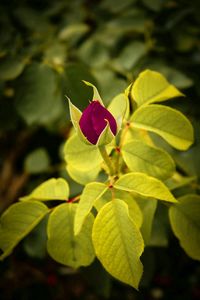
[66, 163, 100, 185]
[114, 172, 177, 203]
[113, 190, 143, 228]
[92, 199, 144, 289]
[131, 104, 194, 150]
[169, 194, 200, 261]
[47, 203, 95, 268]
[122, 140, 175, 179]
[20, 178, 69, 201]
[0, 201, 48, 260]
[74, 182, 108, 235]
[131, 69, 183, 107]
[64, 134, 102, 169]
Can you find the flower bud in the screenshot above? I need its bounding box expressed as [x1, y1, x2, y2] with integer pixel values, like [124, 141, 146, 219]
[79, 100, 117, 145]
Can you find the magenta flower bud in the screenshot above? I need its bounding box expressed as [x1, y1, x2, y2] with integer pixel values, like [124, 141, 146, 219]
[79, 100, 117, 145]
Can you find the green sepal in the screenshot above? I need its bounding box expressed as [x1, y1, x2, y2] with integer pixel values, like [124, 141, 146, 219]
[96, 121, 115, 146]
[82, 80, 104, 105]
[68, 99, 93, 145]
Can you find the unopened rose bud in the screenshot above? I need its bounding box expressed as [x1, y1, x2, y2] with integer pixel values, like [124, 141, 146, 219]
[79, 100, 117, 145]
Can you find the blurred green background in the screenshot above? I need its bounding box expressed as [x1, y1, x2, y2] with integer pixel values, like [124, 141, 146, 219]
[0, 0, 200, 299]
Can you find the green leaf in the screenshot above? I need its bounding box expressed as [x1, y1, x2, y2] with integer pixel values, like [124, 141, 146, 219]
[15, 63, 63, 125]
[24, 148, 50, 174]
[0, 201, 48, 260]
[122, 140, 175, 179]
[135, 197, 157, 245]
[142, 0, 163, 11]
[66, 164, 100, 185]
[23, 216, 48, 259]
[165, 173, 197, 191]
[92, 199, 144, 289]
[145, 62, 193, 89]
[150, 204, 169, 247]
[100, 0, 137, 14]
[47, 203, 95, 268]
[131, 104, 194, 150]
[74, 182, 108, 235]
[58, 23, 89, 42]
[113, 190, 143, 228]
[131, 70, 183, 107]
[0, 56, 26, 81]
[169, 194, 200, 261]
[20, 178, 69, 201]
[114, 41, 146, 70]
[114, 172, 177, 203]
[78, 40, 109, 69]
[64, 134, 102, 169]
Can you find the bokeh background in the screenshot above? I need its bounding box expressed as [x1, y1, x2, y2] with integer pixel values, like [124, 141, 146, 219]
[0, 0, 200, 299]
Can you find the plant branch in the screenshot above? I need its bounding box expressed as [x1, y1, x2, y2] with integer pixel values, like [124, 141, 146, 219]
[99, 146, 115, 176]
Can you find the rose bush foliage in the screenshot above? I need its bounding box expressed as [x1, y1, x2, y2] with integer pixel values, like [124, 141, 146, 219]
[0, 70, 199, 290]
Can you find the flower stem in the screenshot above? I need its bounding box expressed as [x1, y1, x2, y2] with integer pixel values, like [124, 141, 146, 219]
[99, 146, 115, 176]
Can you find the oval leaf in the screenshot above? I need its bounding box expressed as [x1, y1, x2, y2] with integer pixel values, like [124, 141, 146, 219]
[0, 201, 48, 260]
[131, 104, 194, 150]
[131, 69, 183, 107]
[92, 199, 144, 289]
[64, 134, 102, 169]
[169, 194, 200, 261]
[113, 190, 143, 228]
[67, 164, 100, 185]
[47, 203, 95, 268]
[122, 140, 175, 179]
[20, 178, 69, 201]
[114, 172, 177, 203]
[74, 182, 108, 235]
